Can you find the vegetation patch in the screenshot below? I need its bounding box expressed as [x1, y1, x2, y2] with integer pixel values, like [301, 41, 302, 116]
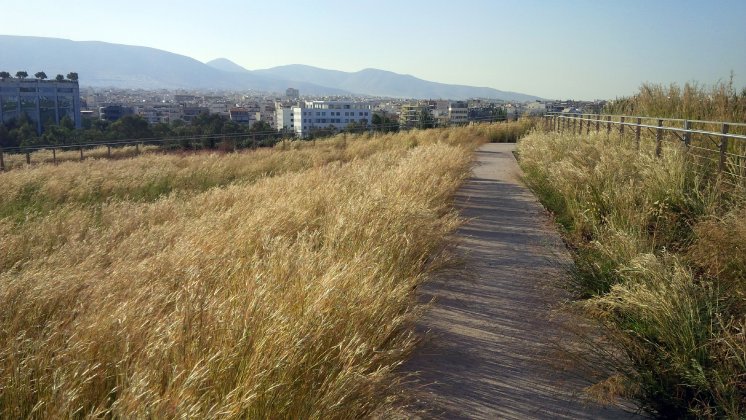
[0, 122, 524, 417]
[518, 126, 745, 417]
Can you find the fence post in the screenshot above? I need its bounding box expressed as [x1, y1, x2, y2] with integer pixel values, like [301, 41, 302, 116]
[586, 115, 591, 135]
[606, 116, 611, 136]
[0, 147, 4, 171]
[579, 115, 583, 135]
[53, 148, 57, 165]
[136, 143, 140, 154]
[719, 123, 729, 172]
[620, 116, 625, 140]
[79, 146, 84, 161]
[26, 150, 31, 165]
[655, 119, 663, 157]
[595, 115, 600, 133]
[683, 120, 691, 148]
[635, 117, 641, 150]
[107, 145, 112, 158]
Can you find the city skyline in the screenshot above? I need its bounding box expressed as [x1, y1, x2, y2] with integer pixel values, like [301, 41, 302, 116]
[2, 0, 745, 100]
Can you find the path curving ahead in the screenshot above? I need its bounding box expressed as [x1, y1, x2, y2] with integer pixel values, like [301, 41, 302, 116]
[399, 143, 637, 419]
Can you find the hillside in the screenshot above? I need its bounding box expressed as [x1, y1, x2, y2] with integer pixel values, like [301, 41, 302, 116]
[0, 36, 346, 94]
[1, 35, 539, 100]
[254, 64, 541, 101]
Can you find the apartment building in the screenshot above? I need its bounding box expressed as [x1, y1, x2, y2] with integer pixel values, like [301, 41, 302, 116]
[448, 101, 468, 124]
[275, 104, 294, 132]
[0, 78, 81, 133]
[292, 100, 372, 137]
[398, 103, 429, 129]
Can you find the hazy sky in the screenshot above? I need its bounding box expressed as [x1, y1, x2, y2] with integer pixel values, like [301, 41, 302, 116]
[3, 0, 745, 99]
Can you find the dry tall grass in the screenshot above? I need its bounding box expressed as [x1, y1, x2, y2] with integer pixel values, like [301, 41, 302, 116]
[605, 78, 746, 123]
[518, 130, 745, 417]
[0, 122, 524, 417]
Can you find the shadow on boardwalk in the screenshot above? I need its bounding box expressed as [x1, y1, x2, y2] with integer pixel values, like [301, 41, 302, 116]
[398, 144, 639, 419]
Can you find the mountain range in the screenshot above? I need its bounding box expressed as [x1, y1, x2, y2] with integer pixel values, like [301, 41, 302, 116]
[0, 35, 540, 101]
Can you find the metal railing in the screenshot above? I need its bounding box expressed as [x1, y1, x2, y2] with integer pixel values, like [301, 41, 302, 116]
[0, 115, 511, 171]
[542, 112, 746, 186]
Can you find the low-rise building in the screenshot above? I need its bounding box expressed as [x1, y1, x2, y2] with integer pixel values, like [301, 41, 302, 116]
[99, 104, 134, 122]
[448, 101, 469, 124]
[292, 100, 372, 137]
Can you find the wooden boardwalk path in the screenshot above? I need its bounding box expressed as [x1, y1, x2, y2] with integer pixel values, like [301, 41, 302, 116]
[399, 143, 638, 419]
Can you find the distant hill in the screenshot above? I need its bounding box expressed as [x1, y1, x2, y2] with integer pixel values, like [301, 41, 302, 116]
[0, 36, 346, 95]
[0, 35, 539, 101]
[206, 58, 251, 73]
[254, 64, 540, 101]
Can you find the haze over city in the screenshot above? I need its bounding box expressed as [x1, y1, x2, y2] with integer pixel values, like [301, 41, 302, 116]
[3, 0, 745, 100]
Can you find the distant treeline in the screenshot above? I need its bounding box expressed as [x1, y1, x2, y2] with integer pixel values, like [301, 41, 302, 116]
[0, 112, 402, 150]
[605, 75, 746, 123]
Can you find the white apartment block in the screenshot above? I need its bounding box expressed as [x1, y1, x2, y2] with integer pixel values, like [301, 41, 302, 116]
[275, 105, 294, 132]
[448, 101, 468, 124]
[292, 100, 372, 137]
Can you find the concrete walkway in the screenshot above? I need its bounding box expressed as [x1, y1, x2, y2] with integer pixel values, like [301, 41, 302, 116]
[400, 143, 637, 419]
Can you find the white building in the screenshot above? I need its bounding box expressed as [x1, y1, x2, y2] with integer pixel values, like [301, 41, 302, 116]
[275, 104, 294, 132]
[448, 101, 468, 124]
[292, 100, 372, 137]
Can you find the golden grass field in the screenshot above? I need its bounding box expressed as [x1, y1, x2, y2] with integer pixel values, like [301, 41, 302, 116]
[0, 122, 529, 418]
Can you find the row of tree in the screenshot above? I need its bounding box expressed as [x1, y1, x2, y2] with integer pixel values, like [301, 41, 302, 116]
[0, 71, 78, 82]
[0, 109, 410, 149]
[0, 112, 282, 149]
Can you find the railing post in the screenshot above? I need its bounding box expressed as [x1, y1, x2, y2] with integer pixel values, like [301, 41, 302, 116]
[26, 150, 31, 165]
[635, 117, 641, 150]
[655, 119, 663, 157]
[606, 116, 611, 136]
[683, 120, 691, 148]
[0, 147, 4, 171]
[719, 123, 729, 173]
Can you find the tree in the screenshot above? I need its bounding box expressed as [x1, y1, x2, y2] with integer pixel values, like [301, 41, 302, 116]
[66, 72, 79, 82]
[109, 115, 152, 139]
[34, 71, 48, 80]
[55, 74, 65, 82]
[416, 108, 434, 129]
[0, 71, 10, 80]
[15, 71, 28, 79]
[249, 120, 272, 133]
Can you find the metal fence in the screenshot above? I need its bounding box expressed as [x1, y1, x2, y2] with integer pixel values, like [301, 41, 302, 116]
[543, 112, 746, 187]
[0, 115, 511, 171]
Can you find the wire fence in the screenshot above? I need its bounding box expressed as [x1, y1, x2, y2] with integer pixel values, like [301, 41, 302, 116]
[543, 112, 746, 188]
[0, 115, 511, 171]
